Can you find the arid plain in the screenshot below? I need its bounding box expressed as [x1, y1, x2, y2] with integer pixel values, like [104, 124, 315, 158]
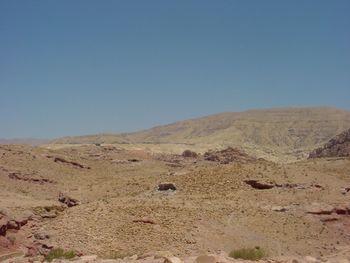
[1, 107, 350, 263]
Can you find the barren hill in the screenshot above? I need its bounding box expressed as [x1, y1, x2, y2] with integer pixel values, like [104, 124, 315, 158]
[0, 138, 49, 146]
[309, 128, 350, 158]
[51, 107, 350, 162]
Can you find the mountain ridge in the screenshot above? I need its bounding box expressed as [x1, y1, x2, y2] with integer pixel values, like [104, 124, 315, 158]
[50, 107, 350, 162]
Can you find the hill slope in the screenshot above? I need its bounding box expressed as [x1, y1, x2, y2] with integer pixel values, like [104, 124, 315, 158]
[52, 107, 350, 161]
[309, 128, 350, 158]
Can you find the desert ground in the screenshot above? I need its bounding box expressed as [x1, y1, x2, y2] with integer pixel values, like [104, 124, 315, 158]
[1, 141, 350, 263]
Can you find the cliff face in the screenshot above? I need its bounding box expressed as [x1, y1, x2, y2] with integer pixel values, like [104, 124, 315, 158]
[309, 128, 350, 158]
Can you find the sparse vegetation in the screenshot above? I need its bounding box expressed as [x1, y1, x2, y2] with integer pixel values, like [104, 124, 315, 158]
[44, 248, 76, 262]
[7, 235, 16, 245]
[107, 251, 132, 259]
[229, 247, 265, 260]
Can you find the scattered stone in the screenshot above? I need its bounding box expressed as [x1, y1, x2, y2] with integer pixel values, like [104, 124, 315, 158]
[153, 251, 174, 259]
[341, 187, 350, 195]
[40, 211, 57, 219]
[58, 192, 80, 207]
[304, 256, 318, 262]
[128, 159, 141, 162]
[34, 231, 50, 240]
[245, 180, 324, 191]
[8, 172, 55, 184]
[164, 256, 184, 263]
[195, 255, 216, 263]
[132, 218, 156, 224]
[158, 183, 177, 191]
[272, 206, 289, 212]
[334, 205, 350, 215]
[320, 217, 339, 222]
[80, 255, 98, 261]
[41, 242, 54, 249]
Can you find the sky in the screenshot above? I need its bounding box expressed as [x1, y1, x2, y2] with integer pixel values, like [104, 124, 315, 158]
[1, 0, 350, 139]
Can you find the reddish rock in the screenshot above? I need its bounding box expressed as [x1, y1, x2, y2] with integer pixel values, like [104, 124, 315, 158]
[7, 220, 19, 230]
[0, 216, 9, 236]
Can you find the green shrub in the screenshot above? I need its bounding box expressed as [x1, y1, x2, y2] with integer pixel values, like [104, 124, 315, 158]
[229, 247, 265, 260]
[44, 248, 76, 262]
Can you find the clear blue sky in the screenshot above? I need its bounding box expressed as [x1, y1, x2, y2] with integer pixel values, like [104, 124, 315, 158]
[1, 1, 350, 138]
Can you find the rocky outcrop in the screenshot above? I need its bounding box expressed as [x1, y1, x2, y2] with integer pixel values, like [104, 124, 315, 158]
[309, 128, 350, 158]
[244, 180, 274, 190]
[204, 147, 256, 164]
[0, 212, 30, 237]
[47, 156, 90, 169]
[58, 193, 80, 207]
[244, 180, 324, 191]
[5, 252, 350, 263]
[8, 172, 55, 184]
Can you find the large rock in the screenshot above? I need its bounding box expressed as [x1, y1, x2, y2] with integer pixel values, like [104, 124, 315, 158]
[244, 180, 274, 190]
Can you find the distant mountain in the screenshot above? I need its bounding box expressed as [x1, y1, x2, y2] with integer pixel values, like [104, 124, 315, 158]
[309, 128, 350, 158]
[0, 138, 49, 146]
[51, 107, 350, 161]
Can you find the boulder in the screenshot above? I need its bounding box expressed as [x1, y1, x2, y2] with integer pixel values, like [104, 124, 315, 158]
[182, 150, 198, 158]
[158, 183, 177, 191]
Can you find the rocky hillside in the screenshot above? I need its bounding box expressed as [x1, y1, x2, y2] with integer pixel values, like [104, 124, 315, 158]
[51, 107, 350, 161]
[309, 128, 350, 158]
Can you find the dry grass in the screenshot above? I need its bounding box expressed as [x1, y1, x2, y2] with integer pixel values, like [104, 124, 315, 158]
[229, 247, 265, 260]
